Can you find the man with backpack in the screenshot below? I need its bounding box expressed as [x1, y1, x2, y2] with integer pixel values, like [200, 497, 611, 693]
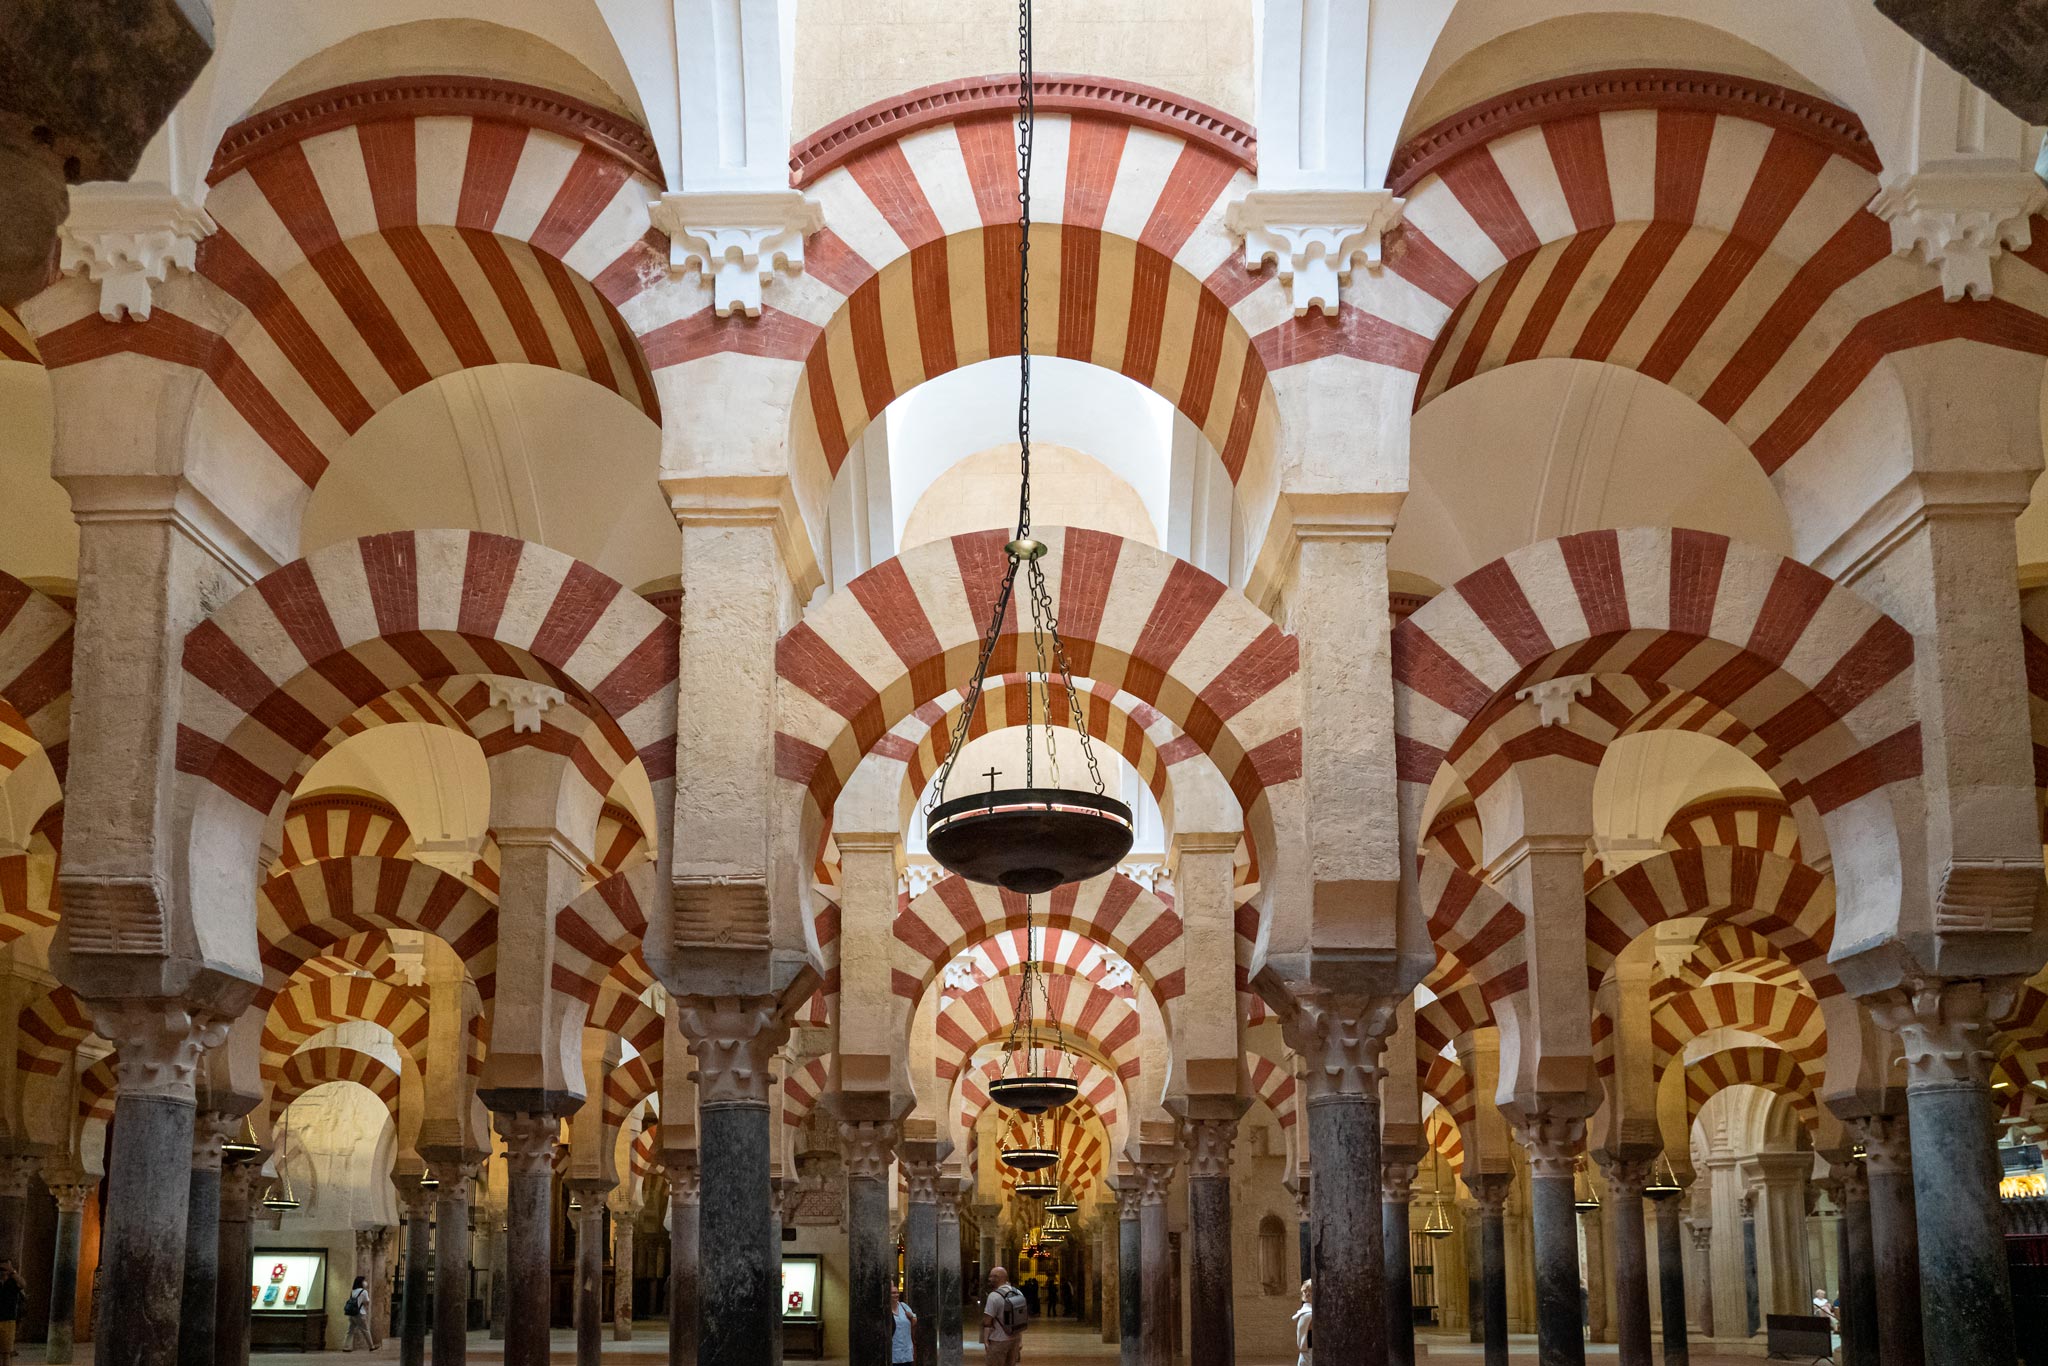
[982, 1267, 1030, 1366]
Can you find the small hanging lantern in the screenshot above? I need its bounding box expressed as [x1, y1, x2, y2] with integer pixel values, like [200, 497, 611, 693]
[1000, 1115, 1062, 1172]
[1422, 1146, 1454, 1239]
[221, 1116, 263, 1166]
[1016, 1175, 1058, 1200]
[1573, 1156, 1601, 1214]
[1644, 1153, 1682, 1201]
[261, 1108, 302, 1212]
[1044, 1194, 1080, 1216]
[921, 0, 1133, 899]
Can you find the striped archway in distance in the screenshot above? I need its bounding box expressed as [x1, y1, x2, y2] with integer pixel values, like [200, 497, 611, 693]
[24, 78, 667, 499]
[1379, 69, 2048, 476]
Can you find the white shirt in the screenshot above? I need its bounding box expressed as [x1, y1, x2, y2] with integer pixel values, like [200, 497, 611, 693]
[985, 1286, 1026, 1342]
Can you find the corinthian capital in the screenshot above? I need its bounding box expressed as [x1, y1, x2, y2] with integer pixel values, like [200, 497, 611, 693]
[91, 1001, 231, 1102]
[1183, 1118, 1238, 1180]
[676, 995, 792, 1107]
[493, 1111, 561, 1176]
[1849, 1112, 1912, 1176]
[1515, 1113, 1586, 1181]
[1870, 978, 2017, 1090]
[650, 189, 826, 318]
[1279, 992, 1399, 1100]
[840, 1121, 899, 1182]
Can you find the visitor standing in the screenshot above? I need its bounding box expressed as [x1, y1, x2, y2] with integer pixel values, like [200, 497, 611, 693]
[343, 1275, 374, 1352]
[0, 1261, 24, 1366]
[888, 1284, 918, 1366]
[1292, 1280, 1313, 1366]
[983, 1267, 1030, 1366]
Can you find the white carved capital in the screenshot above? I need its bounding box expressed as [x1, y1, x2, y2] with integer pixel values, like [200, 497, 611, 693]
[902, 1156, 944, 1205]
[1114, 1184, 1143, 1221]
[663, 1153, 701, 1206]
[650, 189, 826, 318]
[46, 1179, 94, 1216]
[1135, 1159, 1176, 1207]
[676, 995, 791, 1106]
[486, 678, 566, 734]
[0, 1155, 36, 1200]
[1279, 992, 1398, 1100]
[840, 1120, 899, 1182]
[1515, 673, 1595, 728]
[90, 1001, 231, 1101]
[1224, 188, 1405, 317]
[492, 1111, 561, 1176]
[1515, 1113, 1586, 1180]
[58, 185, 216, 322]
[1380, 1160, 1419, 1204]
[1850, 1112, 1911, 1176]
[1870, 977, 2017, 1090]
[1869, 166, 2048, 302]
[1183, 1118, 1238, 1180]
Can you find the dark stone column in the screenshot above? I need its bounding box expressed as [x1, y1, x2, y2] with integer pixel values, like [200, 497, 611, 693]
[1290, 1181, 1311, 1285]
[1597, 1156, 1653, 1366]
[614, 1210, 636, 1341]
[1118, 1187, 1142, 1366]
[937, 1193, 964, 1366]
[1281, 997, 1397, 1366]
[90, 1004, 223, 1366]
[492, 1112, 559, 1366]
[45, 1177, 94, 1364]
[177, 1116, 230, 1366]
[1650, 1192, 1688, 1366]
[1833, 1159, 1878, 1366]
[1521, 1120, 1588, 1366]
[1875, 982, 2014, 1366]
[1382, 1160, 1417, 1366]
[841, 1122, 899, 1366]
[428, 1160, 476, 1366]
[663, 1154, 700, 1366]
[678, 1002, 788, 1366]
[903, 1157, 944, 1366]
[1472, 1175, 1512, 1366]
[397, 1178, 433, 1366]
[1855, 1113, 1925, 1366]
[1184, 1118, 1237, 1366]
[1135, 1162, 1175, 1366]
[1464, 1209, 1482, 1344]
[573, 1194, 608, 1366]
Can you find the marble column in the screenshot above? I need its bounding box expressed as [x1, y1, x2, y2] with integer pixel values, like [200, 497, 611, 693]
[1875, 982, 2018, 1366]
[678, 1001, 788, 1366]
[573, 1194, 608, 1366]
[1136, 1160, 1175, 1366]
[178, 1115, 232, 1366]
[45, 1179, 94, 1364]
[493, 1111, 560, 1366]
[937, 1195, 964, 1366]
[0, 1155, 33, 1279]
[1184, 1118, 1237, 1366]
[429, 1161, 477, 1366]
[1650, 1194, 1687, 1366]
[397, 1177, 433, 1366]
[1290, 1180, 1311, 1285]
[1747, 1151, 1811, 1318]
[486, 1215, 507, 1341]
[842, 1122, 899, 1366]
[1117, 1185, 1142, 1366]
[1854, 1114, 1925, 1366]
[1281, 996, 1396, 1366]
[373, 1226, 397, 1346]
[1471, 1175, 1512, 1366]
[1833, 1160, 1878, 1366]
[1596, 1157, 1654, 1366]
[903, 1157, 942, 1366]
[90, 1004, 224, 1366]
[614, 1208, 636, 1340]
[1686, 1222, 1714, 1338]
[664, 1155, 701, 1366]
[1521, 1118, 1587, 1366]
[1382, 1159, 1418, 1366]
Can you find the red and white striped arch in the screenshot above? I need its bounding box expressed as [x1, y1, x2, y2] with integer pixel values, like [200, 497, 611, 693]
[180, 531, 677, 826]
[778, 528, 1301, 864]
[1648, 979, 1826, 1079]
[1663, 794, 1803, 861]
[782, 1055, 831, 1130]
[649, 76, 1346, 533]
[1682, 1044, 1818, 1134]
[893, 872, 1182, 1004]
[77, 1058, 116, 1127]
[1586, 846, 1838, 997]
[28, 78, 664, 507]
[0, 572, 72, 773]
[604, 1051, 662, 1131]
[1656, 923, 1812, 1003]
[955, 1050, 1123, 1135]
[1421, 1052, 1477, 1135]
[1418, 853, 1527, 1002]
[1386, 70, 2048, 479]
[1423, 1106, 1465, 1177]
[256, 856, 499, 1005]
[273, 793, 415, 870]
[1393, 529, 1918, 899]
[934, 972, 1143, 1084]
[261, 974, 430, 1077]
[269, 1044, 404, 1123]
[1415, 983, 1495, 1053]
[16, 985, 91, 1077]
[0, 807, 60, 946]
[1244, 1050, 1297, 1130]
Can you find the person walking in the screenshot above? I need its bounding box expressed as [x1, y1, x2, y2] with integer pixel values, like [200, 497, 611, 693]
[1021, 1275, 1039, 1319]
[982, 1267, 1030, 1366]
[343, 1275, 375, 1352]
[889, 1284, 918, 1366]
[0, 1261, 23, 1366]
[1292, 1280, 1313, 1366]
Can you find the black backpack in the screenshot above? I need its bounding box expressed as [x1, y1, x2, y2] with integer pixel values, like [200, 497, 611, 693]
[345, 1290, 363, 1317]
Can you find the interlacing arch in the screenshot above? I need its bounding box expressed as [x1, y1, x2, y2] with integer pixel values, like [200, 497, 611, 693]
[1658, 923, 1812, 1001]
[1663, 793, 1803, 861]
[1423, 1106, 1465, 1177]
[269, 1044, 404, 1123]
[1421, 1052, 1477, 1134]
[1414, 983, 1496, 1051]
[272, 793, 416, 871]
[956, 1050, 1122, 1134]
[261, 974, 430, 1076]
[256, 857, 500, 1004]
[0, 571, 73, 771]
[1592, 978, 1826, 1080]
[934, 970, 1142, 1083]
[1416, 854, 1528, 1003]
[1681, 1045, 1819, 1135]
[1388, 69, 2048, 476]
[27, 78, 665, 498]
[17, 984, 91, 1077]
[1585, 846, 1839, 997]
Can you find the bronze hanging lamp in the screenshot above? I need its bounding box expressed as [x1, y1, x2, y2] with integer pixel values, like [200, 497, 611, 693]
[1422, 1145, 1455, 1239]
[221, 1115, 263, 1165]
[922, 0, 1133, 899]
[1000, 1115, 1061, 1173]
[261, 1108, 302, 1212]
[1015, 1172, 1059, 1200]
[1044, 1193, 1080, 1216]
[1573, 1156, 1601, 1213]
[1645, 1152, 1682, 1201]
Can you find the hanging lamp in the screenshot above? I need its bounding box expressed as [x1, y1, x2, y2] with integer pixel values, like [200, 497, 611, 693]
[1645, 1153, 1682, 1201]
[1422, 1147, 1455, 1240]
[1044, 1194, 1080, 1216]
[221, 1116, 263, 1165]
[984, 907, 1080, 1115]
[261, 1108, 302, 1212]
[1000, 1115, 1062, 1172]
[1573, 1156, 1601, 1213]
[921, 0, 1133, 899]
[1016, 1174, 1059, 1200]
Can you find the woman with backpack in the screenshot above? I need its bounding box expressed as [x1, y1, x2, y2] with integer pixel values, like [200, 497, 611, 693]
[343, 1275, 374, 1352]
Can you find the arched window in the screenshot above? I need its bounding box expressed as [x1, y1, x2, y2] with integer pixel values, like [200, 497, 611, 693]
[1258, 1213, 1287, 1295]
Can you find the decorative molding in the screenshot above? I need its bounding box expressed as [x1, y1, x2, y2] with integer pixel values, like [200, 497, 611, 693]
[1389, 68, 1879, 195]
[57, 185, 215, 323]
[1516, 673, 1595, 728]
[789, 73, 1258, 187]
[493, 1111, 561, 1176]
[1278, 992, 1398, 1101]
[1869, 166, 2048, 301]
[208, 76, 663, 186]
[1224, 188, 1405, 317]
[91, 1002, 231, 1101]
[1183, 1118, 1238, 1180]
[485, 678, 565, 734]
[649, 189, 824, 318]
[1932, 856, 2040, 934]
[675, 997, 792, 1107]
[1870, 978, 2017, 1090]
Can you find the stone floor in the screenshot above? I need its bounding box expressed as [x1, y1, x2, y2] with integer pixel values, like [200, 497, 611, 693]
[249, 1319, 1790, 1363]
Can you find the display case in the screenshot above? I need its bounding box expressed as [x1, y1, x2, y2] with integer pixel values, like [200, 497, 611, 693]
[782, 1253, 825, 1359]
[249, 1249, 328, 1351]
